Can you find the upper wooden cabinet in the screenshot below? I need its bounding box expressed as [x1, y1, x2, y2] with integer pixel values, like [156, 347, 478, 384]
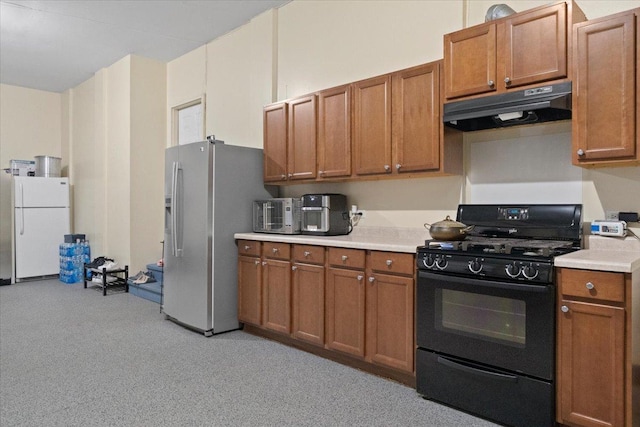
[263, 60, 462, 185]
[262, 95, 317, 183]
[317, 85, 352, 179]
[391, 62, 441, 173]
[354, 61, 449, 177]
[353, 74, 392, 175]
[287, 95, 317, 181]
[572, 9, 640, 167]
[444, 1, 585, 101]
[263, 102, 288, 182]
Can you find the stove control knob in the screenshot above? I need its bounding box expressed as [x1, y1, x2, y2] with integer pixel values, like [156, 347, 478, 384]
[468, 258, 483, 274]
[435, 256, 449, 270]
[505, 262, 521, 278]
[422, 254, 436, 269]
[522, 264, 539, 280]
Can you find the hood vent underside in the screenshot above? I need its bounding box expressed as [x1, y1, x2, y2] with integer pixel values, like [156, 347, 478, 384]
[443, 81, 572, 132]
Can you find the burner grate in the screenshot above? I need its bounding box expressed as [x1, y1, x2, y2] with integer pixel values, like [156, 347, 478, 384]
[425, 237, 577, 258]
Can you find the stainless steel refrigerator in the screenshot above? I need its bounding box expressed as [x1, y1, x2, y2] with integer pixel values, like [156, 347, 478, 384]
[163, 138, 274, 336]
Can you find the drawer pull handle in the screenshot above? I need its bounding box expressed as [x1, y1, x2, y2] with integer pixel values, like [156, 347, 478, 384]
[357, 275, 363, 281]
[561, 305, 569, 313]
[254, 260, 260, 265]
[292, 266, 297, 271]
[262, 261, 267, 266]
[244, 245, 251, 250]
[341, 255, 348, 262]
[304, 251, 311, 257]
[386, 259, 393, 266]
[585, 282, 594, 290]
[368, 276, 375, 283]
[272, 248, 279, 253]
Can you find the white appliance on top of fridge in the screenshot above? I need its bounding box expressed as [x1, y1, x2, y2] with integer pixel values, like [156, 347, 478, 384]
[12, 177, 70, 282]
[164, 137, 274, 336]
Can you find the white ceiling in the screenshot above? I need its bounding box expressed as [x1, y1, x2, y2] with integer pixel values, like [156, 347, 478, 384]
[0, 0, 289, 93]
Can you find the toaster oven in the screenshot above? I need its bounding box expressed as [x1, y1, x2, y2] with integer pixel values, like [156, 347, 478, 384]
[253, 198, 302, 234]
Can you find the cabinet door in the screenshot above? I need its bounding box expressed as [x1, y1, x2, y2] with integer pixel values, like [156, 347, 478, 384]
[263, 102, 288, 182]
[573, 13, 637, 164]
[325, 267, 365, 357]
[287, 95, 317, 181]
[318, 85, 351, 179]
[392, 62, 440, 173]
[292, 263, 325, 346]
[262, 259, 291, 334]
[557, 300, 625, 427]
[444, 23, 496, 99]
[501, 2, 567, 89]
[238, 255, 262, 326]
[353, 75, 392, 176]
[366, 273, 414, 372]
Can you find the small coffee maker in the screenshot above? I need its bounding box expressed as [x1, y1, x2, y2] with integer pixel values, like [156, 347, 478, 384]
[300, 194, 350, 236]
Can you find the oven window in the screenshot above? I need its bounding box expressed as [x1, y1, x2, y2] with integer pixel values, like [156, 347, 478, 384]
[436, 289, 526, 348]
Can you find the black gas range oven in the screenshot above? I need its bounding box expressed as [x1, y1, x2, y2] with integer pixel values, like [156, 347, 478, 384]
[416, 204, 582, 427]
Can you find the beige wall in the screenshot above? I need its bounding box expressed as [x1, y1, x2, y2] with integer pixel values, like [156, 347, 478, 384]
[0, 84, 63, 279]
[166, 45, 207, 147]
[67, 55, 166, 273]
[206, 10, 275, 148]
[277, 0, 462, 99]
[130, 55, 167, 269]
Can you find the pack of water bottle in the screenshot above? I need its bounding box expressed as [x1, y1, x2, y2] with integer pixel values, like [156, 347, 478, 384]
[59, 240, 91, 284]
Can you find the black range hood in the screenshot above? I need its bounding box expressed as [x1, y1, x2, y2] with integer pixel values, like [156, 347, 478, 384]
[443, 81, 571, 132]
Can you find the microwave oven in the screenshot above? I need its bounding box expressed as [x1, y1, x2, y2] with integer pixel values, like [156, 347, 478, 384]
[253, 198, 302, 234]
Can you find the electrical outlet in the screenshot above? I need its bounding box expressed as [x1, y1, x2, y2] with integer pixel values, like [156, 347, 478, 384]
[605, 211, 619, 221]
[357, 210, 366, 219]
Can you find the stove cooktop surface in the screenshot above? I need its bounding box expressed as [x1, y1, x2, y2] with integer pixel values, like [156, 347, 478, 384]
[421, 237, 579, 258]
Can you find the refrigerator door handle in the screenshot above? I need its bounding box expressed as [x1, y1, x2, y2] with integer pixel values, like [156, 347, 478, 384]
[19, 183, 24, 235]
[171, 161, 179, 257]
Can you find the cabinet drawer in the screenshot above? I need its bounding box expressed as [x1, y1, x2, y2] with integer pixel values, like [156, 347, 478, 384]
[292, 245, 325, 264]
[263, 242, 291, 260]
[328, 247, 365, 269]
[238, 240, 260, 257]
[369, 251, 414, 275]
[559, 269, 625, 303]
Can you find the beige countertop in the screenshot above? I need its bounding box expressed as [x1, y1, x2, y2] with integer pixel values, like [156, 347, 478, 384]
[555, 235, 640, 274]
[234, 226, 429, 254]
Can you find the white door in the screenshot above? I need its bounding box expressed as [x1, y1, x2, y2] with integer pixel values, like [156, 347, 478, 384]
[15, 207, 70, 279]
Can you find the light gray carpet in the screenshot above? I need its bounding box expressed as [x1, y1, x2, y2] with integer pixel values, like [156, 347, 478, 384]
[0, 279, 498, 426]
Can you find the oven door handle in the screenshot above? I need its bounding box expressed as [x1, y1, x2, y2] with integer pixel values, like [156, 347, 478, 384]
[419, 271, 550, 293]
[437, 356, 518, 383]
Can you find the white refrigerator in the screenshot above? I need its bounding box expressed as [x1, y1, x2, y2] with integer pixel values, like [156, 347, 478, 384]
[12, 177, 70, 282]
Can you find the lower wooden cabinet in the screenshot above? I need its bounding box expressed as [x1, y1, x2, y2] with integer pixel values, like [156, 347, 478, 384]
[237, 255, 262, 325]
[292, 245, 325, 346]
[237, 240, 262, 325]
[366, 272, 414, 372]
[556, 268, 628, 427]
[326, 266, 366, 357]
[237, 240, 416, 378]
[262, 242, 292, 334]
